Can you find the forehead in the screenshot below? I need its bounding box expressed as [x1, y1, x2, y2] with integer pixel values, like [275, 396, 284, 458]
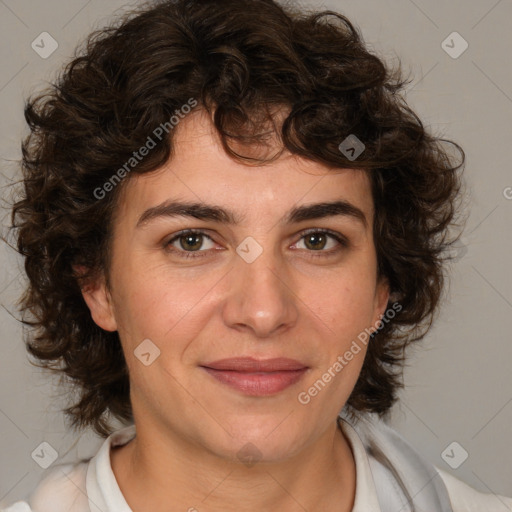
[116, 109, 373, 225]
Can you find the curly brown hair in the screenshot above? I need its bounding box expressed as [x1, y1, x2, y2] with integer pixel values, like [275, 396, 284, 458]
[11, 0, 464, 437]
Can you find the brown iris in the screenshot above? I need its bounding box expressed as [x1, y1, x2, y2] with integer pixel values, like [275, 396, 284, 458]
[179, 233, 203, 251]
[304, 233, 327, 250]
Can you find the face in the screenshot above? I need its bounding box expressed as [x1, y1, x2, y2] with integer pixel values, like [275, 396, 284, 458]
[83, 108, 389, 463]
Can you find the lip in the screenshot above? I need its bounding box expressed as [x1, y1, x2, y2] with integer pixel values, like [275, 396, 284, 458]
[200, 357, 309, 396]
[201, 357, 308, 372]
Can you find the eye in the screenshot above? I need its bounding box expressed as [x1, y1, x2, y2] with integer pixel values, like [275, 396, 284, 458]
[292, 229, 348, 256]
[165, 229, 216, 258]
[164, 228, 348, 260]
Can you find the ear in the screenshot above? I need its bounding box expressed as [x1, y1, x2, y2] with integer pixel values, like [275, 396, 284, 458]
[372, 276, 390, 327]
[74, 265, 117, 332]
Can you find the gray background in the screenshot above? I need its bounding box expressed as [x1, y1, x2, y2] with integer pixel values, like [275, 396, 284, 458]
[1, 0, 511, 506]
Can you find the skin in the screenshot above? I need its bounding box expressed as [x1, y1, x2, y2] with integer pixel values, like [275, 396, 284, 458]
[82, 108, 389, 512]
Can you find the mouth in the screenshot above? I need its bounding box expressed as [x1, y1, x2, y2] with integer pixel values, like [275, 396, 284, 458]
[199, 357, 309, 396]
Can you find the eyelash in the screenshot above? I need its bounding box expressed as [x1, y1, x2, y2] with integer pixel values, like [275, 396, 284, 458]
[164, 228, 349, 260]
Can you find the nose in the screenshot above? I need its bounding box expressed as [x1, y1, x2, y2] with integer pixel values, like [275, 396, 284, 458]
[222, 248, 299, 338]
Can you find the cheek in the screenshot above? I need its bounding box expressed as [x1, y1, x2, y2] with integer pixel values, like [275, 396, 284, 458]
[110, 260, 218, 346]
[310, 268, 379, 334]
[307, 277, 376, 390]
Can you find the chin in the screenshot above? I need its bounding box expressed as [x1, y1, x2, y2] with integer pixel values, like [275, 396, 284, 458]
[202, 416, 312, 464]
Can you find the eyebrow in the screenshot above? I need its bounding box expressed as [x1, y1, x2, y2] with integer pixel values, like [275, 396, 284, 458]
[136, 199, 368, 229]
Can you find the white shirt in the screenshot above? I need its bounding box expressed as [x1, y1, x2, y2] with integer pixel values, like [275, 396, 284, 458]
[3, 419, 511, 512]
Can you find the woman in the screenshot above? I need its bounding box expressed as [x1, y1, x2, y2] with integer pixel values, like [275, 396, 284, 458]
[4, 0, 511, 510]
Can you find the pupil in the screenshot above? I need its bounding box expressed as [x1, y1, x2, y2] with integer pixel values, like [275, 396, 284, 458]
[306, 234, 325, 250]
[181, 234, 202, 251]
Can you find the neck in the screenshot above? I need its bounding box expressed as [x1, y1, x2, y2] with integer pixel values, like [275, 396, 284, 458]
[111, 417, 356, 512]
